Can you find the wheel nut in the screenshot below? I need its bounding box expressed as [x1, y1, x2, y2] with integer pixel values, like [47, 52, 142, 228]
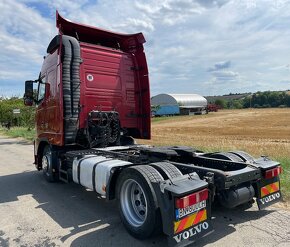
[135, 200, 140, 206]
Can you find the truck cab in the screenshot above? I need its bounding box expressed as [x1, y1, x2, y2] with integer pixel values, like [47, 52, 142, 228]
[25, 11, 151, 168]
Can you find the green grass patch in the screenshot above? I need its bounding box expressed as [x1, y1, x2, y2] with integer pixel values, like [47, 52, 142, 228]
[151, 114, 210, 123]
[276, 157, 290, 201]
[0, 127, 35, 141]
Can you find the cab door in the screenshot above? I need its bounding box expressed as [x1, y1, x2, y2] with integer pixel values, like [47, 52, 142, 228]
[35, 75, 48, 137]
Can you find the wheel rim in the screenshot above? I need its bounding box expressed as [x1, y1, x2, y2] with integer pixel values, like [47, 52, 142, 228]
[120, 179, 148, 227]
[42, 154, 50, 175]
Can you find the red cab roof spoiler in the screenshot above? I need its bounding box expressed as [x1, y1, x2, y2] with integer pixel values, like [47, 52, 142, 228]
[56, 11, 146, 50]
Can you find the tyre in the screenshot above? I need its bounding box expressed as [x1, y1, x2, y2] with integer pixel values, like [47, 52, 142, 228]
[150, 162, 182, 179]
[228, 151, 255, 163]
[116, 165, 163, 239]
[42, 145, 58, 182]
[209, 152, 244, 162]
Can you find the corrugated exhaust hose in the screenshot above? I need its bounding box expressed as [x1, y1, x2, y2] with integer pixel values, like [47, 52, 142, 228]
[61, 35, 81, 144]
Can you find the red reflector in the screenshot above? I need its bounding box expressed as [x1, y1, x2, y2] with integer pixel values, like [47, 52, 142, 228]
[175, 189, 208, 209]
[264, 166, 282, 179]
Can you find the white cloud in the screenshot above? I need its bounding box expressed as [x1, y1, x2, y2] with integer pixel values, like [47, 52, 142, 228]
[1, 0, 290, 96]
[115, 17, 155, 32]
[211, 71, 239, 80]
[0, 0, 54, 41]
[0, 0, 54, 95]
[207, 60, 240, 86]
[135, 0, 204, 26]
[270, 64, 290, 70]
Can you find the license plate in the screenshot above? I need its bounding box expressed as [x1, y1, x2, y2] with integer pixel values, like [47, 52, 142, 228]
[175, 200, 206, 220]
[257, 181, 282, 209]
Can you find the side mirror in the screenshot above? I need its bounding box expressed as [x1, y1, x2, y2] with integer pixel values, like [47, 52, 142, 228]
[25, 80, 34, 98]
[24, 80, 34, 106]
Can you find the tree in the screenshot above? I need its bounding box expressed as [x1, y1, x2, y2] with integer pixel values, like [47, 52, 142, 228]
[0, 97, 35, 128]
[215, 99, 227, 109]
[233, 101, 243, 109]
[285, 94, 290, 107]
[242, 91, 289, 109]
[242, 96, 251, 108]
[151, 105, 161, 115]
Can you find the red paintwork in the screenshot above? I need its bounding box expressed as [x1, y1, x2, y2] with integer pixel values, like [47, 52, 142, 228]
[207, 104, 220, 112]
[35, 11, 151, 157]
[36, 48, 63, 145]
[79, 43, 139, 129]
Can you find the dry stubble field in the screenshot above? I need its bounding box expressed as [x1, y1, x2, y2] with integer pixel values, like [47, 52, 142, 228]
[139, 108, 290, 200]
[140, 108, 290, 158]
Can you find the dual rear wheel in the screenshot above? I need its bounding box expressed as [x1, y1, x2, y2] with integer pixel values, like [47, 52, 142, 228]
[117, 164, 182, 239]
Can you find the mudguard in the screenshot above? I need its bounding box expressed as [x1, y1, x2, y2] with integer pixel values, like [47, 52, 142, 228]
[152, 173, 213, 246]
[256, 176, 282, 209]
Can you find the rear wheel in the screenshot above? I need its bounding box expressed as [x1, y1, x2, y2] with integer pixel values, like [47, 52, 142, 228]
[228, 151, 255, 163]
[208, 152, 244, 162]
[42, 145, 58, 182]
[150, 162, 182, 179]
[117, 165, 163, 239]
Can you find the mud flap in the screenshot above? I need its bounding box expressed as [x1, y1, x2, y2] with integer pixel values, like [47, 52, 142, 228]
[151, 173, 214, 247]
[256, 177, 282, 210]
[169, 209, 213, 247]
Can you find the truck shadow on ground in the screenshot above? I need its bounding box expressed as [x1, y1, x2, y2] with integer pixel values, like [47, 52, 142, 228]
[0, 169, 273, 247]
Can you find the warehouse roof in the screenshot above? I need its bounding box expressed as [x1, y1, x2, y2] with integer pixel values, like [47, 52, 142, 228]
[151, 94, 207, 108]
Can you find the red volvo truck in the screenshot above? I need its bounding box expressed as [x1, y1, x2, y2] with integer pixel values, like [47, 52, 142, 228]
[24, 12, 283, 246]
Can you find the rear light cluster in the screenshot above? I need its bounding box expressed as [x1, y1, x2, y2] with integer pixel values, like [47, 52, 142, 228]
[175, 189, 208, 209]
[264, 166, 282, 179]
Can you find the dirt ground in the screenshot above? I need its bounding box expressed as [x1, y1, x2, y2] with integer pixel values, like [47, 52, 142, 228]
[140, 108, 290, 158]
[1, 135, 290, 247]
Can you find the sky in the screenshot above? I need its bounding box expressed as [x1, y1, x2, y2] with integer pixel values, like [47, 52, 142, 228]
[0, 0, 290, 97]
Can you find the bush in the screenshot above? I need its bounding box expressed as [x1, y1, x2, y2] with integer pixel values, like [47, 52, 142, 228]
[215, 99, 227, 109]
[0, 97, 35, 128]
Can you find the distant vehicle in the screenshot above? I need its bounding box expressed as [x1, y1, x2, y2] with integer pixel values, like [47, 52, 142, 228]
[207, 104, 221, 112]
[23, 12, 283, 247]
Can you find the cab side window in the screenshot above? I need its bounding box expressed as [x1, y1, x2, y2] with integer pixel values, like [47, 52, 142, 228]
[37, 76, 46, 102]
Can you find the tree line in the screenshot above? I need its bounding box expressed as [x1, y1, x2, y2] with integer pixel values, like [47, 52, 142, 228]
[0, 97, 35, 128]
[214, 91, 290, 109]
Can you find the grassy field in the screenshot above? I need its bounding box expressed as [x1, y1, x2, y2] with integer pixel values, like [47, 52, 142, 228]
[0, 127, 35, 141]
[140, 108, 290, 200]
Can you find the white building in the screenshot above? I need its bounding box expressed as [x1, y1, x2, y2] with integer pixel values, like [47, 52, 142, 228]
[151, 94, 208, 115]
